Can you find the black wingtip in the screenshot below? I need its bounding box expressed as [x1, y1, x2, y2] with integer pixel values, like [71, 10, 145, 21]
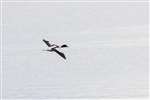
[63, 57, 67, 60]
[43, 39, 46, 41]
[42, 39, 45, 42]
[61, 55, 67, 60]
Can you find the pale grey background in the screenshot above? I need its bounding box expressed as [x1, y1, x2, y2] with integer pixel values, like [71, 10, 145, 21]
[2, 2, 149, 98]
[2, 0, 149, 2]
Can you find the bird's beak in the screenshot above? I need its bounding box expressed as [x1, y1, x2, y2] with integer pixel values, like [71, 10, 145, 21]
[42, 49, 47, 51]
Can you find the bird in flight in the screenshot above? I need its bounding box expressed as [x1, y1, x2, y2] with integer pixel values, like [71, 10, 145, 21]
[42, 39, 68, 60]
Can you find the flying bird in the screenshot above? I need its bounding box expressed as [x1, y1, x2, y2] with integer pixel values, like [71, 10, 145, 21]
[43, 39, 68, 60]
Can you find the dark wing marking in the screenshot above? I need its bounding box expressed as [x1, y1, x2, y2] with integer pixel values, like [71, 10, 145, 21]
[43, 39, 51, 47]
[61, 44, 68, 48]
[52, 48, 66, 60]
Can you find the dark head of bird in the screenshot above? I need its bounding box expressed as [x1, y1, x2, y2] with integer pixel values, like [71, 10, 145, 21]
[61, 44, 68, 48]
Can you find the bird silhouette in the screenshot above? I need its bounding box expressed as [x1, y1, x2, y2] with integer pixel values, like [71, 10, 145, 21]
[43, 39, 68, 60]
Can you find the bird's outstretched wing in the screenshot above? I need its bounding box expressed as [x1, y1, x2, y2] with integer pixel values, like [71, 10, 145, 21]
[52, 48, 66, 60]
[43, 39, 51, 47]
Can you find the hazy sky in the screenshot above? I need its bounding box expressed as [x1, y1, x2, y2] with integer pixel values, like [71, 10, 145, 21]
[2, 2, 149, 98]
